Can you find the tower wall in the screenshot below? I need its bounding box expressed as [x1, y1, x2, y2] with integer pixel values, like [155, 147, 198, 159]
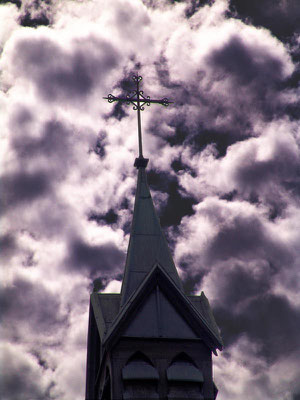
[85, 150, 222, 399]
[86, 302, 101, 400]
[107, 337, 215, 400]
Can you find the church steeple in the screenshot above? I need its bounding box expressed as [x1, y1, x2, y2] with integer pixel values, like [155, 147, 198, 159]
[85, 74, 223, 400]
[104, 74, 181, 305]
[120, 161, 183, 306]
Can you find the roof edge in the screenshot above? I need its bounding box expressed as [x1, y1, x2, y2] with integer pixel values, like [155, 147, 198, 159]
[103, 264, 223, 352]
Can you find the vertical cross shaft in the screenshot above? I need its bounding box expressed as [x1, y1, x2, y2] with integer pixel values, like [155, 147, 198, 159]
[104, 74, 173, 165]
[136, 78, 143, 157]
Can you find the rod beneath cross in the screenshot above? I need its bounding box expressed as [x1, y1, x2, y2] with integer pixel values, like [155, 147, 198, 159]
[104, 74, 173, 166]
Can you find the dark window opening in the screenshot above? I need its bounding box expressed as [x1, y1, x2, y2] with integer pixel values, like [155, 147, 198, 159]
[167, 353, 204, 400]
[122, 351, 159, 399]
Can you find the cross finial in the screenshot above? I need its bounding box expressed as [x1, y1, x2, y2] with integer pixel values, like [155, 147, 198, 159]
[104, 74, 173, 168]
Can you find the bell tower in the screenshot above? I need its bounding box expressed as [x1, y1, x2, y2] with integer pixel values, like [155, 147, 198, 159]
[85, 75, 223, 400]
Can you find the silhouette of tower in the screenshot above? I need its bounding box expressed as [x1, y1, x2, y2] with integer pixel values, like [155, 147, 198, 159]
[85, 75, 223, 400]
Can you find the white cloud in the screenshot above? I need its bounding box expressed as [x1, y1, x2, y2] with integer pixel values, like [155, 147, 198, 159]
[1, 0, 299, 399]
[103, 279, 122, 293]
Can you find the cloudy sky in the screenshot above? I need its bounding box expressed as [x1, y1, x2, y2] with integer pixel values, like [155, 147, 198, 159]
[1, 0, 300, 399]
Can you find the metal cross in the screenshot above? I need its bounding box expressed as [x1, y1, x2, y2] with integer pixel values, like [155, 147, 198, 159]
[104, 74, 173, 163]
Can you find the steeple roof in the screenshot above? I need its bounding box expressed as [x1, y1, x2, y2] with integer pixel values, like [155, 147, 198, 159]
[120, 160, 183, 306]
[89, 160, 222, 352]
[103, 264, 223, 352]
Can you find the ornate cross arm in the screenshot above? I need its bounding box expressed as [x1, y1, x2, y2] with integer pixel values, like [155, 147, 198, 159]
[104, 74, 173, 166]
[103, 94, 173, 110]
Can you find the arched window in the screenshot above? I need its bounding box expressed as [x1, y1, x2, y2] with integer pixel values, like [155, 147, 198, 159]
[122, 352, 159, 399]
[167, 353, 204, 400]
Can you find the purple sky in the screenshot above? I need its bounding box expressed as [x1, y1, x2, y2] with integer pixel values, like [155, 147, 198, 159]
[1, 1, 300, 399]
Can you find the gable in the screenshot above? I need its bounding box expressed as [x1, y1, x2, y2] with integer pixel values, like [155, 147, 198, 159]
[104, 265, 223, 352]
[188, 293, 223, 345]
[123, 285, 198, 339]
[98, 294, 121, 329]
[91, 293, 121, 340]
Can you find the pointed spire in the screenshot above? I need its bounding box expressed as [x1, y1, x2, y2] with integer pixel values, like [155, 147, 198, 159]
[120, 158, 183, 306]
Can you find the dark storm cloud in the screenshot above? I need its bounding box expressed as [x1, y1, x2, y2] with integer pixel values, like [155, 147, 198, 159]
[164, 117, 250, 158]
[228, 0, 300, 40]
[0, 0, 53, 28]
[0, 340, 57, 400]
[19, 0, 53, 28]
[192, 128, 250, 158]
[184, 0, 211, 18]
[142, 0, 210, 14]
[11, 105, 33, 126]
[234, 146, 300, 201]
[206, 35, 291, 121]
[1, 170, 51, 211]
[222, 130, 300, 216]
[105, 101, 129, 121]
[171, 155, 196, 175]
[182, 271, 204, 294]
[104, 73, 140, 121]
[1, 0, 299, 398]
[1, 360, 52, 400]
[11, 118, 73, 163]
[208, 35, 284, 88]
[150, 31, 295, 162]
[202, 203, 299, 365]
[213, 262, 272, 309]
[214, 291, 300, 363]
[91, 130, 107, 159]
[88, 208, 119, 225]
[31, 349, 51, 371]
[149, 90, 249, 160]
[92, 276, 109, 292]
[147, 168, 197, 227]
[0, 0, 21, 7]
[67, 237, 125, 278]
[13, 35, 119, 103]
[207, 214, 291, 265]
[0, 234, 17, 261]
[0, 276, 68, 335]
